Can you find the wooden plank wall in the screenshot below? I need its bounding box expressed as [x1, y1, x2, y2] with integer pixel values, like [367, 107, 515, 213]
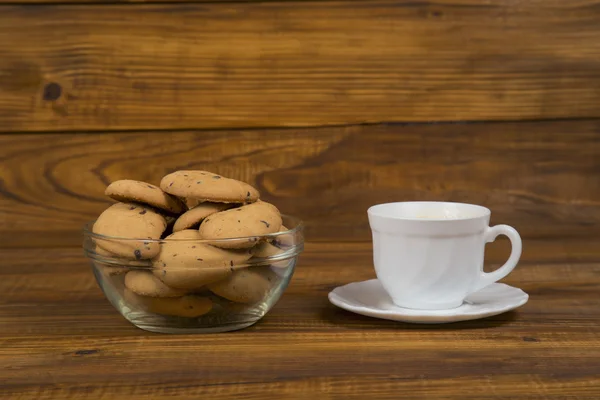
[0, 0, 599, 254]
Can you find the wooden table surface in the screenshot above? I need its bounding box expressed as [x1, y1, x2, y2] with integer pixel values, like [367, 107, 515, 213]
[1, 242, 599, 399]
[1, 0, 600, 398]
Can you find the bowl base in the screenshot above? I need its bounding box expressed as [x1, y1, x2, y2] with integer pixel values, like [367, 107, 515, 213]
[130, 319, 259, 334]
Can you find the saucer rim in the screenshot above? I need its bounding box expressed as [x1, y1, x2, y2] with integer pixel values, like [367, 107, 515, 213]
[328, 280, 529, 324]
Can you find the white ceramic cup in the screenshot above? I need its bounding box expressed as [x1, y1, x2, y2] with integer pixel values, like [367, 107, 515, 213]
[367, 201, 522, 310]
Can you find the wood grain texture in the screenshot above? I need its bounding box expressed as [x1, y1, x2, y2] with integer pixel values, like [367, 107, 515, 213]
[1, 119, 599, 248]
[1, 1, 600, 131]
[0, 244, 599, 399]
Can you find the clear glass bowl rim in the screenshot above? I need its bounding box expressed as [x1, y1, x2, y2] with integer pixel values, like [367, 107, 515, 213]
[83, 214, 304, 269]
[83, 213, 304, 244]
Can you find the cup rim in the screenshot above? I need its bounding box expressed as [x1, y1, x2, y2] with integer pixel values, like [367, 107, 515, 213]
[367, 201, 491, 222]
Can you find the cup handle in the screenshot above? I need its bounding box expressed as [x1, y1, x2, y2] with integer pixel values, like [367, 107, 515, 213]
[471, 224, 522, 293]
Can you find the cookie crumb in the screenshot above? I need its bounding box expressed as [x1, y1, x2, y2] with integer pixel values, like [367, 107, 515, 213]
[134, 250, 142, 260]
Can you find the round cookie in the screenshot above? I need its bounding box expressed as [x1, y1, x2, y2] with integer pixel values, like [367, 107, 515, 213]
[173, 202, 232, 232]
[124, 270, 186, 297]
[124, 289, 213, 318]
[207, 267, 276, 304]
[273, 225, 296, 248]
[105, 179, 185, 214]
[252, 242, 282, 258]
[160, 170, 260, 204]
[252, 242, 292, 268]
[153, 230, 253, 290]
[93, 246, 128, 276]
[93, 202, 166, 259]
[183, 197, 202, 210]
[198, 201, 282, 249]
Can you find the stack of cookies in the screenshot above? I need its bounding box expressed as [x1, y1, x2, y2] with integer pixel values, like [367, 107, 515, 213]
[92, 170, 291, 318]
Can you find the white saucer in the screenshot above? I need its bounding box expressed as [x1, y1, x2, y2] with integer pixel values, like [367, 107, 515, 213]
[328, 279, 529, 324]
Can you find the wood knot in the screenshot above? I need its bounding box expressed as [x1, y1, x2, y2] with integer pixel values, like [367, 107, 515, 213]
[43, 82, 62, 101]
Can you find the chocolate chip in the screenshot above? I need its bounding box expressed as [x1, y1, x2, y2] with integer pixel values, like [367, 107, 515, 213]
[147, 185, 154, 189]
[129, 206, 136, 210]
[230, 267, 234, 272]
[247, 191, 250, 197]
[191, 245, 196, 248]
[230, 260, 233, 266]
[134, 250, 142, 260]
[162, 270, 167, 276]
[236, 209, 242, 211]
[143, 241, 149, 245]
[197, 258, 203, 261]
[162, 262, 166, 267]
[183, 174, 188, 177]
[260, 220, 270, 228]
[212, 175, 221, 179]
[196, 181, 202, 184]
[238, 220, 240, 223]
[139, 210, 147, 215]
[169, 182, 174, 187]
[173, 253, 177, 257]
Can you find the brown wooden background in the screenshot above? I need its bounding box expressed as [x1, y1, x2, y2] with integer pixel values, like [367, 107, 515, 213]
[1, 1, 600, 398]
[1, 0, 599, 251]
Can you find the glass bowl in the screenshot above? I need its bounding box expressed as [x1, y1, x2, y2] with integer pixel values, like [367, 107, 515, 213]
[83, 215, 304, 333]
